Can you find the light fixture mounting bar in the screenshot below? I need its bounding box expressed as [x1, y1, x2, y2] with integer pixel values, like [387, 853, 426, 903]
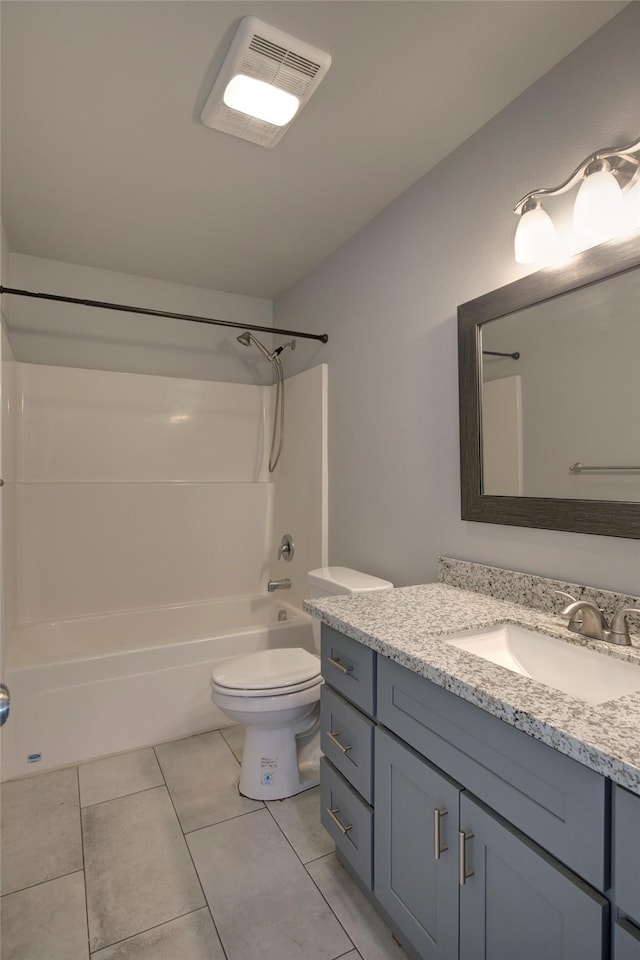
[514, 133, 640, 213]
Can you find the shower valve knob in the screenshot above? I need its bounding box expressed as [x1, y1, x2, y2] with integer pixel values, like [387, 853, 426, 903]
[278, 534, 294, 561]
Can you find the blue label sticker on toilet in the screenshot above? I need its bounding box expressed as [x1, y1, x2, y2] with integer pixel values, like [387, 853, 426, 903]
[260, 756, 277, 787]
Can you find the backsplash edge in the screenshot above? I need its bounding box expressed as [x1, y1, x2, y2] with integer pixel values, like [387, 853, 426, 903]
[438, 557, 640, 625]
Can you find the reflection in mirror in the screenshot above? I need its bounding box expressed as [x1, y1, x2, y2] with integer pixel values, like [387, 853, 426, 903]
[480, 267, 640, 502]
[458, 231, 640, 538]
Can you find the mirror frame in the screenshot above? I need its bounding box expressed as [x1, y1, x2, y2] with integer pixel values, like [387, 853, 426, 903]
[458, 232, 640, 539]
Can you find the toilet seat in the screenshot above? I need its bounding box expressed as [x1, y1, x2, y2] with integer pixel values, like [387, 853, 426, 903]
[211, 673, 323, 699]
[211, 647, 321, 698]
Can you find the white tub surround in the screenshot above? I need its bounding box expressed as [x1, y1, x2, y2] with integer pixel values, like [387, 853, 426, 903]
[2, 357, 327, 781]
[304, 581, 640, 795]
[2, 598, 313, 780]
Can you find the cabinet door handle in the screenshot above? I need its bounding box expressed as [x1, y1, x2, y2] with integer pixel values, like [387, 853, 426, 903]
[434, 808, 448, 860]
[458, 830, 474, 885]
[327, 730, 353, 754]
[327, 656, 354, 676]
[327, 807, 353, 834]
[0, 683, 10, 727]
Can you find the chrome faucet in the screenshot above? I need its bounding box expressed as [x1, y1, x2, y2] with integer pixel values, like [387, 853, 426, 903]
[557, 591, 637, 646]
[559, 598, 610, 642]
[268, 578, 291, 592]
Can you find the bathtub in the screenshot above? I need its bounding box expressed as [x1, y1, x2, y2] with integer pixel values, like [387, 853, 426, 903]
[1, 596, 315, 781]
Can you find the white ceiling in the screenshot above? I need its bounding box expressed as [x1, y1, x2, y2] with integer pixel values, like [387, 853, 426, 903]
[1, 1, 627, 299]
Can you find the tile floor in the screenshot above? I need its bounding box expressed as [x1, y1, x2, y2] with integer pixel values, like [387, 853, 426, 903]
[0, 726, 406, 960]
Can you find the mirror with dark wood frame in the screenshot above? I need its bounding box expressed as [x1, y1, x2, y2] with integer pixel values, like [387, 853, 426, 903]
[458, 232, 640, 538]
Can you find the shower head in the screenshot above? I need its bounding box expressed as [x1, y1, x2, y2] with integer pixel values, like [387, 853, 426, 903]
[236, 330, 273, 363]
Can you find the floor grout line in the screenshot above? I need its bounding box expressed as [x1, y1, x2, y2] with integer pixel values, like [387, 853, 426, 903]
[76, 765, 91, 958]
[182, 805, 266, 837]
[263, 797, 310, 867]
[304, 848, 338, 866]
[302, 854, 361, 958]
[152, 745, 230, 960]
[219, 726, 243, 764]
[88, 906, 210, 957]
[264, 803, 356, 956]
[1, 866, 85, 900]
[80, 781, 166, 810]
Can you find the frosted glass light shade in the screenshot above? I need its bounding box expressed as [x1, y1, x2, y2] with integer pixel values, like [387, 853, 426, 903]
[573, 167, 625, 242]
[223, 75, 300, 127]
[514, 205, 558, 264]
[625, 179, 640, 232]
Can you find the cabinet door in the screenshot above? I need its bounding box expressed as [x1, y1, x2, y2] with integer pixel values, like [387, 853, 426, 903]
[374, 727, 460, 960]
[616, 919, 640, 960]
[459, 794, 607, 960]
[614, 786, 640, 925]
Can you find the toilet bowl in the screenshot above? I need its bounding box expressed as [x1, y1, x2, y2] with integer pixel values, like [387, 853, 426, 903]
[211, 647, 322, 800]
[210, 567, 393, 801]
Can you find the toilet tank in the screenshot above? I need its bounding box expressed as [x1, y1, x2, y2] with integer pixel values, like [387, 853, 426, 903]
[307, 566, 393, 649]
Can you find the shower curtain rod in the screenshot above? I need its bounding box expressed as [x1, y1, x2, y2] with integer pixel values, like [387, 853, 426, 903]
[0, 286, 329, 344]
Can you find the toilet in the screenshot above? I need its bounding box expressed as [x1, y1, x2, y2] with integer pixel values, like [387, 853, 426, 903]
[210, 566, 393, 800]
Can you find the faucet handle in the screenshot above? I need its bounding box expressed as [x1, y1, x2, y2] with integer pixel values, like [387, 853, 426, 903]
[555, 590, 577, 604]
[609, 608, 639, 646]
[277, 534, 294, 562]
[556, 591, 582, 633]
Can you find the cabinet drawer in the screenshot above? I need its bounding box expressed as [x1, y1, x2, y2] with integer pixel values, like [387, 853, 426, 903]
[378, 655, 608, 890]
[321, 625, 376, 716]
[320, 757, 373, 890]
[616, 920, 640, 960]
[614, 786, 640, 923]
[321, 685, 374, 803]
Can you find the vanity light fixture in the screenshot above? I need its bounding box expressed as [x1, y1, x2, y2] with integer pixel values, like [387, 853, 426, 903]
[200, 17, 331, 148]
[514, 134, 640, 264]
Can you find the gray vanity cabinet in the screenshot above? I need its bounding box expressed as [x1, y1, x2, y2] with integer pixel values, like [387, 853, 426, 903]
[614, 786, 640, 959]
[459, 793, 607, 960]
[374, 726, 461, 959]
[320, 624, 619, 960]
[374, 723, 607, 960]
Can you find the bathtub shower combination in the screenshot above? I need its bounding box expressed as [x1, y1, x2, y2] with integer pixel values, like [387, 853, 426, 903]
[3, 597, 314, 780]
[2, 351, 328, 782]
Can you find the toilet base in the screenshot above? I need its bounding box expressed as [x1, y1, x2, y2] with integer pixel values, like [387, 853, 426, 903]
[238, 704, 321, 801]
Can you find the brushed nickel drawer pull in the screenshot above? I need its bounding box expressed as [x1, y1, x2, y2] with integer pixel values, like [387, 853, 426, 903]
[327, 807, 353, 834]
[327, 656, 354, 675]
[458, 830, 474, 885]
[327, 730, 353, 754]
[434, 808, 448, 860]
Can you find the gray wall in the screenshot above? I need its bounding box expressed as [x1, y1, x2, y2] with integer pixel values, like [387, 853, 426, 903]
[274, 4, 640, 595]
[6, 254, 275, 385]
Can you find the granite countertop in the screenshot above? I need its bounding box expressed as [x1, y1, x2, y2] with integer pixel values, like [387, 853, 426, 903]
[303, 583, 640, 796]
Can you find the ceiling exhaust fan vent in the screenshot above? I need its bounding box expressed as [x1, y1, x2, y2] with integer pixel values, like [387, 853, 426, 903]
[200, 17, 331, 148]
[249, 35, 322, 80]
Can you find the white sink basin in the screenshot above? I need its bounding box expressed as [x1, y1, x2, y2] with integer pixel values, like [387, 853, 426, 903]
[445, 623, 640, 705]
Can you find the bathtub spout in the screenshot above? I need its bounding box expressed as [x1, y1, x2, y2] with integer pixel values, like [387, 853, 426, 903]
[268, 578, 291, 592]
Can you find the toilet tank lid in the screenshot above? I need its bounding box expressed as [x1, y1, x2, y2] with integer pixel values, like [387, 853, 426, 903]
[307, 566, 393, 593]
